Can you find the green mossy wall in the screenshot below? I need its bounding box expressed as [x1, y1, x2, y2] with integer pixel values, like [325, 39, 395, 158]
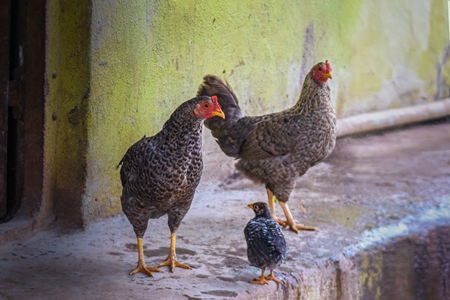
[45, 0, 91, 227]
[45, 0, 450, 226]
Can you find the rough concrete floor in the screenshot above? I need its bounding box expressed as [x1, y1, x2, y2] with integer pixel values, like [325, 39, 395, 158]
[1, 120, 450, 300]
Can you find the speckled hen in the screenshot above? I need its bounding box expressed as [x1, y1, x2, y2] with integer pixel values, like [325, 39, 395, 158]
[245, 202, 287, 285]
[117, 96, 224, 277]
[197, 61, 336, 233]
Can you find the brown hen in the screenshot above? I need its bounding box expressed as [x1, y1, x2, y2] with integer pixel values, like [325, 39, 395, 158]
[117, 96, 224, 276]
[197, 61, 336, 233]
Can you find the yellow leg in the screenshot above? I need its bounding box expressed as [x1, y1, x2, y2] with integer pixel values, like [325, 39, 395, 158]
[279, 201, 319, 233]
[266, 188, 287, 227]
[250, 268, 269, 285]
[157, 233, 191, 272]
[129, 237, 163, 277]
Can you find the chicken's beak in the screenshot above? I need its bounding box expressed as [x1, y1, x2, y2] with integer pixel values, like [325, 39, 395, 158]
[324, 71, 332, 80]
[211, 95, 225, 119]
[247, 203, 255, 209]
[212, 109, 225, 119]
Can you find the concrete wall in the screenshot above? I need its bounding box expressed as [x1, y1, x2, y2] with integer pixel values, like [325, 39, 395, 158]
[44, 0, 450, 226]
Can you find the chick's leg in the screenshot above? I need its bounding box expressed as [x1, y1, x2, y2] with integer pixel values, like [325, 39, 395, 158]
[129, 237, 163, 277]
[250, 268, 269, 285]
[157, 233, 191, 272]
[279, 201, 319, 233]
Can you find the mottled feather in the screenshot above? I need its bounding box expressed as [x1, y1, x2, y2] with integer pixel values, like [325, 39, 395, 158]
[118, 96, 217, 238]
[197, 63, 336, 204]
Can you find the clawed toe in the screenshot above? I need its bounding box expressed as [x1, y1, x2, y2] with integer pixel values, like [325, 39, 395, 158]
[250, 269, 283, 285]
[130, 263, 163, 277]
[250, 277, 269, 285]
[274, 217, 288, 227]
[157, 256, 191, 273]
[294, 223, 319, 232]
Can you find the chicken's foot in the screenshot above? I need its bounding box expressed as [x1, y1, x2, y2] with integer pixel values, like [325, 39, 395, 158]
[266, 188, 318, 233]
[279, 201, 319, 233]
[129, 237, 163, 277]
[157, 233, 191, 272]
[250, 268, 269, 285]
[250, 268, 283, 285]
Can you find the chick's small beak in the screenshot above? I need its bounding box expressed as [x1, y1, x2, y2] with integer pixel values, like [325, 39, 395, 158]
[324, 71, 332, 79]
[212, 109, 225, 119]
[247, 203, 255, 209]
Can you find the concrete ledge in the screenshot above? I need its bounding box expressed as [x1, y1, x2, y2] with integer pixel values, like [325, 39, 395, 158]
[0, 120, 449, 299]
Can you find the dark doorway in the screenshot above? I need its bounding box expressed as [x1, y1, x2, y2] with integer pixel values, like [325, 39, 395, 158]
[0, 0, 45, 224]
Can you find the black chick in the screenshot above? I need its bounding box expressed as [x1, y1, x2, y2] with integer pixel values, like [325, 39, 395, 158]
[244, 202, 287, 285]
[118, 95, 224, 277]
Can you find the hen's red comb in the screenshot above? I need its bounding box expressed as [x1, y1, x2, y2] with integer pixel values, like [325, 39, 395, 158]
[212, 95, 218, 104]
[325, 60, 332, 72]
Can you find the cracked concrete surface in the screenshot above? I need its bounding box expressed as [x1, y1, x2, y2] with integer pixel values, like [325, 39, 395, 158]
[1, 119, 450, 299]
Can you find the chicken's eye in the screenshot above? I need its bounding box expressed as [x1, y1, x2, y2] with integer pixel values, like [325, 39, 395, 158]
[318, 67, 322, 71]
[204, 103, 209, 108]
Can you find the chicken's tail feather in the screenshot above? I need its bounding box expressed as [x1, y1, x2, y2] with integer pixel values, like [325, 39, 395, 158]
[197, 75, 246, 158]
[197, 75, 244, 133]
[115, 158, 123, 170]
